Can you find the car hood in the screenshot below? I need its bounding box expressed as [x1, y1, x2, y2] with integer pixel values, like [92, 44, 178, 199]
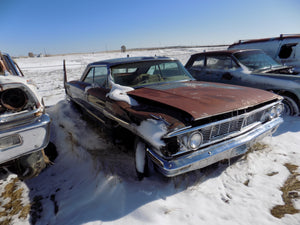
[128, 81, 280, 120]
[255, 65, 298, 74]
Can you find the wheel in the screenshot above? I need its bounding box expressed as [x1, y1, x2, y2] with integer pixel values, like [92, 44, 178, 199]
[44, 142, 58, 162]
[282, 95, 299, 116]
[134, 138, 149, 180]
[10, 150, 47, 180]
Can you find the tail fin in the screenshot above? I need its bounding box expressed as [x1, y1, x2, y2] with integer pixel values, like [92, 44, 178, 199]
[63, 60, 68, 93]
[63, 60, 67, 83]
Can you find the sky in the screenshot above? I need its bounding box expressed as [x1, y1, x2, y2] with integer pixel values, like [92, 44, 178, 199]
[0, 0, 300, 56]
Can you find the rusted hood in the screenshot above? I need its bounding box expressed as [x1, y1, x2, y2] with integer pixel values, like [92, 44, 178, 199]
[128, 81, 280, 120]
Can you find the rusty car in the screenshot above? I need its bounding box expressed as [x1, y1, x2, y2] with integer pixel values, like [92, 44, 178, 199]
[0, 52, 51, 179]
[229, 34, 300, 73]
[185, 49, 300, 116]
[64, 56, 283, 179]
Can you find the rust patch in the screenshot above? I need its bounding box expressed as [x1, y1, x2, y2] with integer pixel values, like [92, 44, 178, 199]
[129, 81, 280, 120]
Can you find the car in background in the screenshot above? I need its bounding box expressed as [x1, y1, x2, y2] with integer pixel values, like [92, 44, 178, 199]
[229, 34, 300, 73]
[64, 56, 283, 179]
[185, 49, 300, 116]
[0, 52, 51, 179]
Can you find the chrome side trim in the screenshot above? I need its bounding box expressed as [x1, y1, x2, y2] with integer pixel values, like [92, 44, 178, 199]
[70, 98, 105, 124]
[102, 109, 130, 127]
[70, 97, 131, 129]
[0, 107, 43, 125]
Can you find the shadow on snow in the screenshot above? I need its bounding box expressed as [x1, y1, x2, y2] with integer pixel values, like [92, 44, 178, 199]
[22, 100, 247, 225]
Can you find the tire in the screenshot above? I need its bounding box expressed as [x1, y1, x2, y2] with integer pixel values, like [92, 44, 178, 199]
[282, 95, 299, 116]
[12, 150, 46, 180]
[44, 142, 58, 162]
[134, 138, 149, 181]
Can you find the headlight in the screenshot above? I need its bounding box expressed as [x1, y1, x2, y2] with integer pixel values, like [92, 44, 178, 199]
[269, 107, 277, 119]
[1, 88, 28, 111]
[260, 111, 270, 123]
[188, 131, 203, 150]
[261, 104, 283, 123]
[276, 104, 284, 116]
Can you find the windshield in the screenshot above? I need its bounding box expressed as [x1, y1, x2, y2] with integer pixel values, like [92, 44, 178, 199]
[111, 60, 193, 87]
[233, 50, 282, 71]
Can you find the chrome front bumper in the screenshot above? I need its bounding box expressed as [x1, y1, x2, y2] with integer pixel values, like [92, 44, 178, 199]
[0, 114, 51, 164]
[147, 117, 283, 177]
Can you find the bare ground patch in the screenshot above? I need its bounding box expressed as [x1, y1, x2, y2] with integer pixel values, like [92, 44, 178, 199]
[271, 163, 300, 218]
[0, 177, 30, 225]
[0, 176, 45, 225]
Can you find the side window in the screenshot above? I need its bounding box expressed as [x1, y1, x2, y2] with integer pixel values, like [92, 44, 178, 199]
[3, 55, 16, 75]
[206, 56, 238, 70]
[278, 43, 297, 59]
[13, 61, 24, 76]
[206, 57, 219, 69]
[94, 66, 108, 87]
[83, 66, 108, 86]
[191, 55, 205, 69]
[147, 65, 159, 75]
[0, 59, 4, 74]
[83, 68, 94, 84]
[222, 56, 238, 69]
[148, 62, 180, 76]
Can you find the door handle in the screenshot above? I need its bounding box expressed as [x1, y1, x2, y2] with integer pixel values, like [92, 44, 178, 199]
[222, 72, 233, 80]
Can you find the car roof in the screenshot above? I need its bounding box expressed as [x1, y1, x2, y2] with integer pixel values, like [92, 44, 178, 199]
[229, 34, 300, 47]
[190, 49, 262, 57]
[88, 56, 176, 67]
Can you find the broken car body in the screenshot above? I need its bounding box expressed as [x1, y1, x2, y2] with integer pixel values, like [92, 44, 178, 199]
[64, 56, 283, 178]
[229, 34, 300, 73]
[0, 52, 51, 179]
[185, 49, 300, 116]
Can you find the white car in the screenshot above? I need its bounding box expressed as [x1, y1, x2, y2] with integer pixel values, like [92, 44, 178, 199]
[0, 52, 51, 179]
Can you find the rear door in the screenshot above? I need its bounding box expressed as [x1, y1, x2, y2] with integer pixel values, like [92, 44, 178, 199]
[186, 54, 206, 80]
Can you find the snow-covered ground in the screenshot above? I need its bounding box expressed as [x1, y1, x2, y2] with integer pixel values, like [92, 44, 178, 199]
[0, 47, 300, 225]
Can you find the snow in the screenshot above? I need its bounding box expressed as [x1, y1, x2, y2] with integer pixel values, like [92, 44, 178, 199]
[135, 141, 146, 173]
[0, 47, 299, 225]
[107, 82, 139, 106]
[136, 119, 168, 149]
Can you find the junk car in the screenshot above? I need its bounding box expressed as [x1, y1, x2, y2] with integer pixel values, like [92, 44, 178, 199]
[0, 52, 51, 179]
[64, 56, 283, 179]
[185, 49, 300, 116]
[228, 34, 300, 73]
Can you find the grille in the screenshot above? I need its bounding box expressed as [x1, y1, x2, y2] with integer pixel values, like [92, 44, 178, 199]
[201, 109, 266, 144]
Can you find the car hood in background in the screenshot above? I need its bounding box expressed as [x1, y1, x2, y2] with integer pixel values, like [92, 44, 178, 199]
[254, 65, 296, 74]
[128, 81, 280, 120]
